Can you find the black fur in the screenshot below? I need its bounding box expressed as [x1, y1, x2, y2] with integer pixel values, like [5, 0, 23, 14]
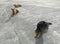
[35, 21, 52, 38]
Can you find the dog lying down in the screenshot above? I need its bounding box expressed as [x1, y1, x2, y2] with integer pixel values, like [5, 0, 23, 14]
[35, 21, 52, 39]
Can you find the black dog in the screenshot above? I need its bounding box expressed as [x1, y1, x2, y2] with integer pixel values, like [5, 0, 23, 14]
[35, 21, 52, 38]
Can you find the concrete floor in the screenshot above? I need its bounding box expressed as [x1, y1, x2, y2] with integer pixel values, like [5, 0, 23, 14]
[0, 1, 60, 44]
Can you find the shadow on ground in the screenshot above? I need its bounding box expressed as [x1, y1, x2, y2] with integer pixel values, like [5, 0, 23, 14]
[35, 35, 43, 44]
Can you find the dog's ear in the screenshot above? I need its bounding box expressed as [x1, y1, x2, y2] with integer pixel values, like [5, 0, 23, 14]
[48, 23, 52, 25]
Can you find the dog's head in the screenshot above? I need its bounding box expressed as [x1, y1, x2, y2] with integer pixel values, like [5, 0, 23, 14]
[39, 21, 52, 25]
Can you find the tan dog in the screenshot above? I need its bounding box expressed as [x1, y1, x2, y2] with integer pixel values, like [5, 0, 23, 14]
[11, 8, 19, 17]
[14, 4, 22, 8]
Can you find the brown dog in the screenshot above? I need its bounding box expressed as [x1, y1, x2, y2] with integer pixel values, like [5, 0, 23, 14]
[35, 21, 52, 39]
[11, 8, 19, 17]
[14, 4, 22, 8]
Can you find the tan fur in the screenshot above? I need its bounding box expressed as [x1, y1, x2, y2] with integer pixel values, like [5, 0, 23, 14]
[14, 4, 22, 8]
[35, 32, 41, 38]
[11, 8, 19, 16]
